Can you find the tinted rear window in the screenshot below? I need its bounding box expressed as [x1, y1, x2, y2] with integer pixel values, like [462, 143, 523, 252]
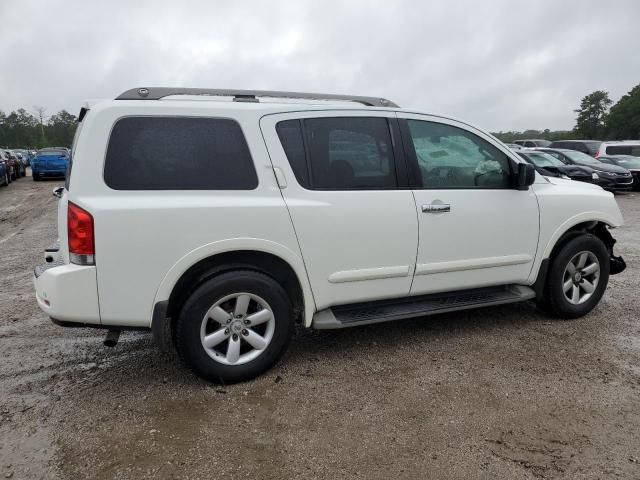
[276, 120, 310, 188]
[605, 145, 640, 156]
[276, 117, 397, 190]
[104, 117, 257, 190]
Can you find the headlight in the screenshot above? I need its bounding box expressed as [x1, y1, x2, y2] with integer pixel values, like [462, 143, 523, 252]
[592, 172, 599, 180]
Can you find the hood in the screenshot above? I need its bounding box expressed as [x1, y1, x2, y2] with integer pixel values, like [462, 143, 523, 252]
[558, 164, 593, 176]
[544, 176, 603, 192]
[586, 161, 630, 174]
[542, 164, 593, 177]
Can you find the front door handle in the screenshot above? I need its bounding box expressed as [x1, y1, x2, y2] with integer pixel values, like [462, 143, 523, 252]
[422, 203, 451, 213]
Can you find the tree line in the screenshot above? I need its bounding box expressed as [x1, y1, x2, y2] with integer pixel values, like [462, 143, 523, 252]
[0, 108, 77, 149]
[2, 82, 639, 148]
[493, 82, 640, 143]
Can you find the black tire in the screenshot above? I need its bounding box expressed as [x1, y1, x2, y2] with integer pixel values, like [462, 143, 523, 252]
[1, 173, 7, 186]
[176, 270, 294, 383]
[542, 234, 610, 319]
[32, 173, 39, 181]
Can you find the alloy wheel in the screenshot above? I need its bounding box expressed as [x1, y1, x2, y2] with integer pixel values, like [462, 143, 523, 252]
[562, 251, 600, 305]
[200, 293, 275, 366]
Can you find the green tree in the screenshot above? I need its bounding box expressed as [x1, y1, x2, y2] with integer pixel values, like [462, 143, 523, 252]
[606, 83, 640, 140]
[45, 110, 77, 147]
[3, 109, 40, 147]
[573, 90, 612, 139]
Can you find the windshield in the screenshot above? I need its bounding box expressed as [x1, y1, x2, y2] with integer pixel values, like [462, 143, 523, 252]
[37, 150, 67, 157]
[562, 150, 601, 165]
[612, 156, 640, 168]
[523, 152, 564, 167]
[605, 144, 640, 156]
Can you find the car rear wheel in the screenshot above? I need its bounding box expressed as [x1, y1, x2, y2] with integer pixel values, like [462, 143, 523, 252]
[542, 234, 610, 319]
[176, 270, 295, 383]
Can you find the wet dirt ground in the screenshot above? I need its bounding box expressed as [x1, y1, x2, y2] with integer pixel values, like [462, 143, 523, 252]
[1, 173, 639, 479]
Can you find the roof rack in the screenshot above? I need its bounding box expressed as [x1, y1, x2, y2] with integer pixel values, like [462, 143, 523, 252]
[115, 87, 399, 108]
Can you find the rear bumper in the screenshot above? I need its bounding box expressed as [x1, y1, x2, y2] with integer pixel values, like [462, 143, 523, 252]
[33, 169, 66, 177]
[34, 262, 100, 324]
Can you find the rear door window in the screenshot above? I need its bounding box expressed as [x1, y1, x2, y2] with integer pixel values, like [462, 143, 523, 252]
[104, 117, 258, 190]
[277, 117, 398, 190]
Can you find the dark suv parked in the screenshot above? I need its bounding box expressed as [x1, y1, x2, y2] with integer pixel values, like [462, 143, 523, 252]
[548, 140, 601, 157]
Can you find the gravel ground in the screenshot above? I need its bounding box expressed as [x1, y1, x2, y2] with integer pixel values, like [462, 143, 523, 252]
[1, 174, 639, 479]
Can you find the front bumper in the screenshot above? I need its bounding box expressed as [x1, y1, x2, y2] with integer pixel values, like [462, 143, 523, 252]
[34, 254, 100, 324]
[595, 175, 634, 191]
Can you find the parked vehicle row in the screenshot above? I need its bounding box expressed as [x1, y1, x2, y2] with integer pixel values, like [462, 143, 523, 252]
[0, 147, 69, 187]
[0, 149, 28, 186]
[508, 138, 640, 191]
[511, 139, 640, 161]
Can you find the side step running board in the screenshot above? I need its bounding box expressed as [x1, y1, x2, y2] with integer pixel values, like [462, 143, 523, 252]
[312, 285, 535, 329]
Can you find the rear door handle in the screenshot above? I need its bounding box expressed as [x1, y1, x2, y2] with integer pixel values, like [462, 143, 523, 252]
[422, 203, 451, 213]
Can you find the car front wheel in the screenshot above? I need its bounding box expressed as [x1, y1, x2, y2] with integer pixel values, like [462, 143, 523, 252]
[176, 270, 295, 383]
[543, 234, 610, 319]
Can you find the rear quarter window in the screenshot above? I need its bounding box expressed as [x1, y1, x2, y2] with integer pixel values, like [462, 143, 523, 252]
[104, 117, 258, 190]
[606, 145, 640, 156]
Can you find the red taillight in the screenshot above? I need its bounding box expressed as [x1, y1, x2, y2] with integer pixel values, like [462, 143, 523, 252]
[68, 202, 95, 264]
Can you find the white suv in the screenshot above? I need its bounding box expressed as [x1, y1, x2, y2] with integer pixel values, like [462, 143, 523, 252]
[34, 88, 627, 383]
[595, 140, 640, 158]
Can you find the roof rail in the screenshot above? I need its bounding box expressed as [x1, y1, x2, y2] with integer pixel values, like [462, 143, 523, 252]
[115, 87, 399, 108]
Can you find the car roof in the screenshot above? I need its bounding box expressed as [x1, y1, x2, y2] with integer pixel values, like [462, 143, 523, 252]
[551, 139, 600, 142]
[86, 97, 485, 133]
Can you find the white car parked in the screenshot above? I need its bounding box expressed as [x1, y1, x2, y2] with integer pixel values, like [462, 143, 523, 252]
[34, 88, 627, 382]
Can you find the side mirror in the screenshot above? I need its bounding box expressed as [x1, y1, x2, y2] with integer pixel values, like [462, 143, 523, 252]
[516, 163, 536, 190]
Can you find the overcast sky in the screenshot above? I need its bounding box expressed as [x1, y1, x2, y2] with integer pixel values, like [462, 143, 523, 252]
[1, 0, 638, 131]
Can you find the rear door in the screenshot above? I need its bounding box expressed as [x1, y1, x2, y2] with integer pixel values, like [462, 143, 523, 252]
[261, 111, 418, 310]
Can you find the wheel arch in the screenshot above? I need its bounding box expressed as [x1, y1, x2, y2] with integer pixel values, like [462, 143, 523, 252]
[152, 239, 316, 329]
[531, 213, 623, 295]
[541, 214, 620, 261]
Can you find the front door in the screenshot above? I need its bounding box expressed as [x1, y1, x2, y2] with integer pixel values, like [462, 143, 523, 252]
[398, 114, 539, 295]
[261, 112, 418, 310]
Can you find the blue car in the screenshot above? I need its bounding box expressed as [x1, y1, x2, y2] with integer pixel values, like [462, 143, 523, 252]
[31, 148, 70, 181]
